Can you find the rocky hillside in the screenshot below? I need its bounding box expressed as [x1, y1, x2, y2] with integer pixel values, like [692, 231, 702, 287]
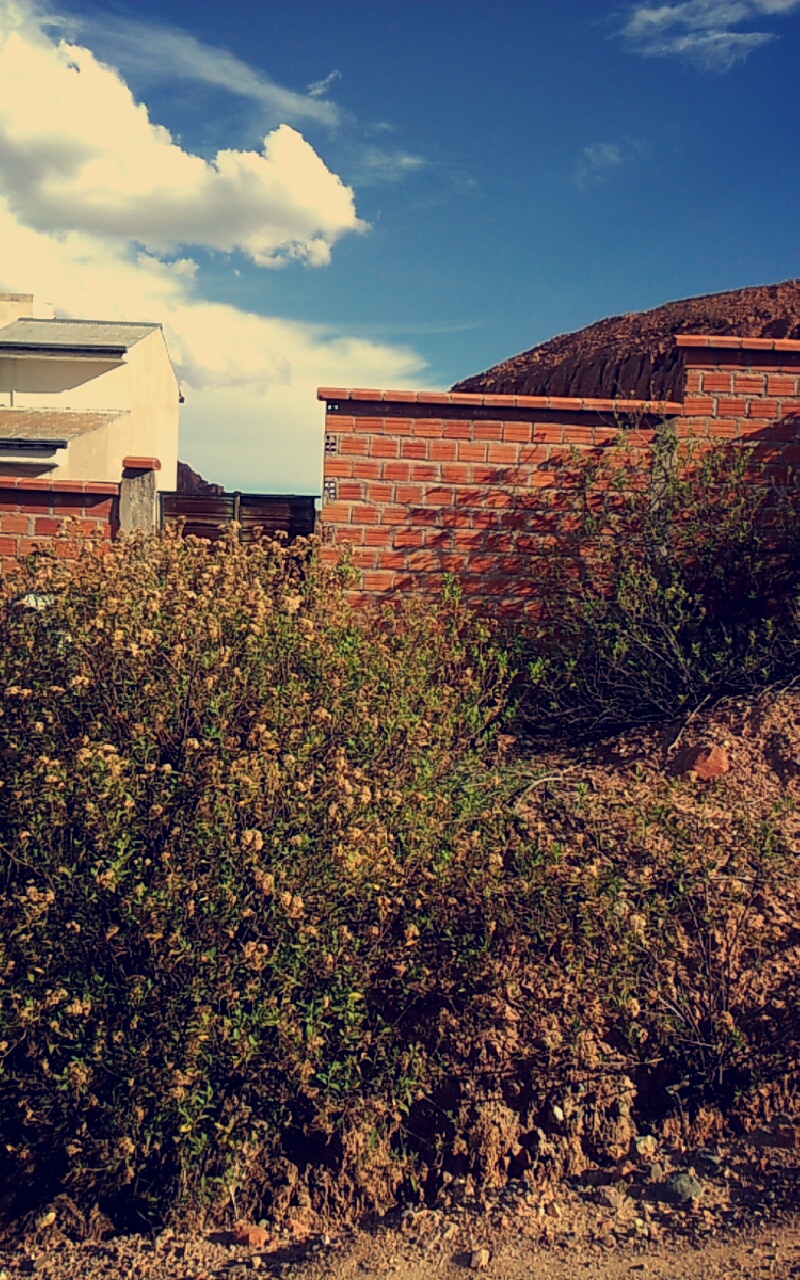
[176, 460, 224, 495]
[452, 279, 800, 402]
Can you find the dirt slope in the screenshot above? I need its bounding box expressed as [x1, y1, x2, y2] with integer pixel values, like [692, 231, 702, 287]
[452, 279, 800, 402]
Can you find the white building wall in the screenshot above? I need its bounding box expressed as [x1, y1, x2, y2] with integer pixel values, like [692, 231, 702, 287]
[0, 328, 180, 489]
[127, 330, 180, 491]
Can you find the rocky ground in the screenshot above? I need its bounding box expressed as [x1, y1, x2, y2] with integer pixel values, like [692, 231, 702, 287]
[1, 1126, 797, 1279]
[451, 278, 800, 402]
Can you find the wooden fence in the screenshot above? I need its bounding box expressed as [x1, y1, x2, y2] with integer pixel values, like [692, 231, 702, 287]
[159, 492, 317, 543]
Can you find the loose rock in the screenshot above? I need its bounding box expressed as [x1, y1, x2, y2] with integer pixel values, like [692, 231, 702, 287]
[634, 1135, 659, 1160]
[686, 744, 730, 781]
[659, 1172, 703, 1205]
[231, 1224, 272, 1249]
[597, 1186, 627, 1211]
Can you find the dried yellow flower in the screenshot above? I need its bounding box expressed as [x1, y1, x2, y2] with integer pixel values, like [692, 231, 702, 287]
[242, 941, 270, 972]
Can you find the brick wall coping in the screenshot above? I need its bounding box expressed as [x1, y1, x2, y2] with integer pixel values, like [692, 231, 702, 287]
[122, 455, 161, 471]
[317, 387, 684, 415]
[677, 334, 800, 352]
[0, 478, 119, 494]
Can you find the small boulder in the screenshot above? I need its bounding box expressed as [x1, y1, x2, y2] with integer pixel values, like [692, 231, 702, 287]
[231, 1223, 272, 1249]
[752, 1122, 800, 1150]
[686, 745, 730, 781]
[469, 1246, 491, 1269]
[633, 1134, 659, 1161]
[597, 1185, 627, 1211]
[658, 1172, 703, 1205]
[774, 1123, 800, 1150]
[696, 1148, 723, 1169]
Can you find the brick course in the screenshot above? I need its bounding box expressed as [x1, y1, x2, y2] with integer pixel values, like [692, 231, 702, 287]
[0, 480, 118, 576]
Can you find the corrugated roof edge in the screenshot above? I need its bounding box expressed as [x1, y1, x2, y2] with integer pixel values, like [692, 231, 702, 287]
[13, 317, 160, 328]
[0, 319, 162, 353]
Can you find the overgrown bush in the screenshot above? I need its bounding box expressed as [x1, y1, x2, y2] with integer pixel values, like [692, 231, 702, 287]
[520, 426, 800, 741]
[0, 529, 517, 1224]
[0, 527, 797, 1233]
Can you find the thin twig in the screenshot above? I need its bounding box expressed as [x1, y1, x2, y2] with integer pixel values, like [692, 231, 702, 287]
[514, 768, 580, 806]
[667, 694, 711, 754]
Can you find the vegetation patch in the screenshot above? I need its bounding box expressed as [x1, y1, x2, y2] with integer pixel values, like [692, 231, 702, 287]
[0, 498, 798, 1235]
[518, 427, 800, 740]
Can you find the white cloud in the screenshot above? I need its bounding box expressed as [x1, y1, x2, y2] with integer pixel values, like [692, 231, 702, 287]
[350, 145, 429, 185]
[620, 0, 800, 67]
[174, 328, 425, 494]
[0, 1, 429, 491]
[0, 190, 427, 491]
[574, 142, 625, 187]
[52, 11, 342, 129]
[750, 0, 800, 12]
[572, 139, 650, 187]
[64, 10, 435, 196]
[0, 9, 364, 265]
[307, 70, 342, 100]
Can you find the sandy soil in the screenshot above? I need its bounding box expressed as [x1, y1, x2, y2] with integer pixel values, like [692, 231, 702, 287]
[1, 1218, 798, 1280]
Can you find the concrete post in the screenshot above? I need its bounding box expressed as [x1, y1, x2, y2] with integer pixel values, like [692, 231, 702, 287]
[119, 468, 157, 533]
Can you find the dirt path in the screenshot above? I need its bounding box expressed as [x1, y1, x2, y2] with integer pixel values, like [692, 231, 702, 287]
[2, 1118, 798, 1278]
[340, 1223, 800, 1280]
[1, 1219, 799, 1280]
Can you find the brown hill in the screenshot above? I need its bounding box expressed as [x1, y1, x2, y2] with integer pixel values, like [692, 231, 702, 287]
[452, 279, 800, 402]
[177, 461, 224, 495]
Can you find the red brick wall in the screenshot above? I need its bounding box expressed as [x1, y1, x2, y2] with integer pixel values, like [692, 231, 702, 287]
[0, 479, 119, 577]
[318, 335, 800, 615]
[317, 390, 679, 616]
[677, 336, 800, 466]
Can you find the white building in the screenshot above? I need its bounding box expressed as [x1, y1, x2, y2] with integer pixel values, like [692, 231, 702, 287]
[0, 293, 180, 491]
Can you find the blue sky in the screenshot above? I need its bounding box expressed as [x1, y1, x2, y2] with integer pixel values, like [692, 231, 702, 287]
[0, 0, 798, 492]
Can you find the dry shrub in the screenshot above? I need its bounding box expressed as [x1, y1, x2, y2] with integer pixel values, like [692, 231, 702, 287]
[0, 529, 514, 1226]
[514, 760, 800, 1094]
[0, 527, 797, 1231]
[520, 426, 800, 741]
